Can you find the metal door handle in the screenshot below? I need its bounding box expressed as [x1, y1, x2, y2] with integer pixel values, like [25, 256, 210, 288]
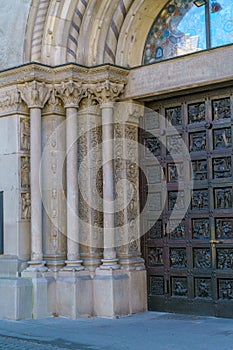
[210, 239, 223, 244]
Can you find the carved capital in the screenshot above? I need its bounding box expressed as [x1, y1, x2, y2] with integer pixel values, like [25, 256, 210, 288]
[57, 80, 87, 108]
[89, 80, 125, 105]
[18, 80, 51, 109]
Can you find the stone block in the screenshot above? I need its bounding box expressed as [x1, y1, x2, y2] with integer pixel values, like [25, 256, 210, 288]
[128, 269, 147, 314]
[94, 269, 130, 318]
[56, 271, 93, 319]
[0, 277, 32, 320]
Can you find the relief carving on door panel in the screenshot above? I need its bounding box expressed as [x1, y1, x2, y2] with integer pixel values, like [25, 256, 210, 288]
[217, 249, 233, 269]
[193, 248, 211, 269]
[168, 219, 185, 239]
[188, 102, 205, 124]
[215, 218, 233, 239]
[213, 157, 232, 179]
[192, 189, 208, 209]
[192, 218, 210, 239]
[189, 132, 206, 152]
[212, 98, 231, 120]
[148, 247, 164, 266]
[172, 277, 188, 297]
[213, 128, 231, 149]
[214, 188, 232, 209]
[195, 278, 212, 298]
[165, 106, 182, 126]
[192, 160, 208, 180]
[218, 280, 233, 299]
[170, 248, 187, 268]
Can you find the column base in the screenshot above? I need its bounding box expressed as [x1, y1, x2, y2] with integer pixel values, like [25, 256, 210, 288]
[63, 260, 85, 271]
[100, 259, 120, 270]
[25, 260, 48, 272]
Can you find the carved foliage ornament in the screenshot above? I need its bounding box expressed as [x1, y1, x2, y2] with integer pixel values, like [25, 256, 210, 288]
[18, 80, 51, 109]
[89, 80, 125, 105]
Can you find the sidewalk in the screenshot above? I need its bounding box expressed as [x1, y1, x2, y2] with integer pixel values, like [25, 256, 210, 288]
[0, 312, 233, 350]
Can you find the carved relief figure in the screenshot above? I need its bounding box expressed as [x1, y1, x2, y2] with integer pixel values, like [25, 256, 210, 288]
[149, 220, 163, 239]
[165, 106, 182, 126]
[196, 279, 211, 298]
[21, 192, 31, 220]
[169, 191, 185, 211]
[194, 249, 211, 269]
[219, 280, 233, 299]
[173, 279, 188, 296]
[148, 247, 163, 266]
[214, 128, 232, 149]
[213, 98, 231, 120]
[188, 102, 205, 123]
[217, 249, 233, 269]
[215, 188, 232, 209]
[216, 219, 233, 239]
[20, 118, 30, 151]
[21, 156, 30, 188]
[145, 137, 161, 156]
[192, 190, 208, 209]
[169, 220, 185, 239]
[170, 249, 186, 268]
[192, 160, 207, 180]
[189, 132, 206, 152]
[193, 219, 210, 239]
[213, 157, 232, 179]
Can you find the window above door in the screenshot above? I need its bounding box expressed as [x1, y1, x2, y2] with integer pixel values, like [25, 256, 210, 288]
[143, 0, 233, 64]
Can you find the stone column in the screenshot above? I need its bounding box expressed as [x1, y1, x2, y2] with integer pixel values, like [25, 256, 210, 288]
[115, 101, 147, 314]
[19, 81, 50, 271]
[41, 90, 67, 270]
[115, 101, 145, 270]
[58, 80, 86, 271]
[90, 81, 125, 270]
[77, 101, 103, 271]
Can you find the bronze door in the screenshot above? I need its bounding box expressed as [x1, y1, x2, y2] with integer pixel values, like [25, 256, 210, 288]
[140, 89, 233, 317]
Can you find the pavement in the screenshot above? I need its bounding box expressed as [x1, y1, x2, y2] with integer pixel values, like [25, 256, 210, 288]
[0, 312, 233, 350]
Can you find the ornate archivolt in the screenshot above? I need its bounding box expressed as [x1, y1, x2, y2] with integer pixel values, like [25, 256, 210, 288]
[25, 0, 168, 67]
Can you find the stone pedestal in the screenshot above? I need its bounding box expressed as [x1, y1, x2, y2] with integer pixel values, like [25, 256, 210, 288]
[94, 268, 130, 318]
[56, 270, 93, 319]
[127, 269, 147, 314]
[21, 270, 55, 319]
[0, 278, 32, 320]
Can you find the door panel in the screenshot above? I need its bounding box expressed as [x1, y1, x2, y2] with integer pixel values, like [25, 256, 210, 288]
[141, 89, 233, 318]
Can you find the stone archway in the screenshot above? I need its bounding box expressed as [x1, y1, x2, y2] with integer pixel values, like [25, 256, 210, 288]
[24, 0, 168, 67]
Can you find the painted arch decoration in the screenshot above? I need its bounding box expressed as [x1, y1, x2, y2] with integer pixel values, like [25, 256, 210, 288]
[143, 0, 233, 64]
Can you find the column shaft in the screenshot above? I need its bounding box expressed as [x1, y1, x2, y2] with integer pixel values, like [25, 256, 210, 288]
[65, 107, 83, 269]
[101, 103, 119, 268]
[30, 108, 43, 262]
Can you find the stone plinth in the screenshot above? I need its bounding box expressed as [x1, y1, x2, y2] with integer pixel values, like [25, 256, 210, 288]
[56, 270, 93, 319]
[94, 269, 130, 318]
[0, 278, 32, 320]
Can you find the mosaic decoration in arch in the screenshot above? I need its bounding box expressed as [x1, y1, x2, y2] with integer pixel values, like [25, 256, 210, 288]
[143, 0, 233, 64]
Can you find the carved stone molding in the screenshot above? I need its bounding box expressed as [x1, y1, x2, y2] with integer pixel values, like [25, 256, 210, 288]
[56, 80, 88, 108]
[18, 80, 51, 109]
[89, 80, 125, 105]
[0, 87, 27, 115]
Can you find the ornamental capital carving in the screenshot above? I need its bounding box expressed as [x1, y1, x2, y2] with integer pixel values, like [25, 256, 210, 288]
[89, 80, 125, 105]
[18, 80, 51, 109]
[57, 80, 87, 108]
